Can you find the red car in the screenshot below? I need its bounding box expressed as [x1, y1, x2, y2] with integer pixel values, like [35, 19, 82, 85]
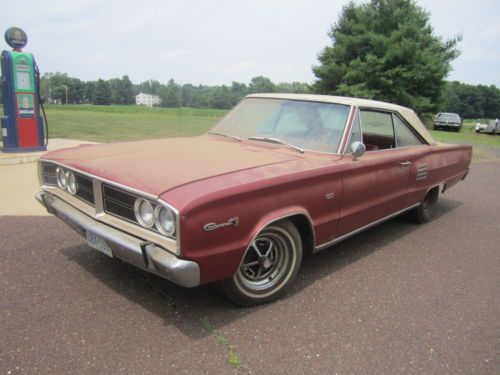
[36, 94, 472, 306]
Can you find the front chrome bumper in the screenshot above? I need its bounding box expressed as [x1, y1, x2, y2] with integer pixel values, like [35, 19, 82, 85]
[36, 191, 200, 288]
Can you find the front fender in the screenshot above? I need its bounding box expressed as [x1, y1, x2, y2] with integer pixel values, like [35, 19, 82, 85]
[181, 204, 314, 285]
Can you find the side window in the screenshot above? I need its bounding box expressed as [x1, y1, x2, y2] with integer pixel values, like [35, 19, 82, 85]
[393, 114, 423, 147]
[360, 110, 395, 151]
[347, 112, 362, 151]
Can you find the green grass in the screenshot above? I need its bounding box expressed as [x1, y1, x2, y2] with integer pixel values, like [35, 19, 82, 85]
[429, 124, 500, 148]
[200, 318, 244, 373]
[0, 105, 226, 143]
[42, 104, 227, 142]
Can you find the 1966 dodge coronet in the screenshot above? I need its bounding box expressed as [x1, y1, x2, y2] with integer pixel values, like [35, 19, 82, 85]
[36, 94, 472, 306]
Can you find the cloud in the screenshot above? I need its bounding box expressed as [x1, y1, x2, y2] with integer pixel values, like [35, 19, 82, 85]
[159, 49, 190, 61]
[41, 0, 101, 20]
[221, 60, 255, 74]
[478, 24, 500, 41]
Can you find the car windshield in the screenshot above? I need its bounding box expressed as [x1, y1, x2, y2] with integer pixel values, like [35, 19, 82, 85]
[211, 98, 351, 153]
[437, 113, 460, 121]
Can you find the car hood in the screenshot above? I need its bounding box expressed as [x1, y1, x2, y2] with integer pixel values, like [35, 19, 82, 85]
[41, 136, 301, 196]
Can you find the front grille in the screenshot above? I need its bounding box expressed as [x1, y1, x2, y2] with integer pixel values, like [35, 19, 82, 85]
[41, 162, 57, 186]
[75, 173, 94, 205]
[102, 184, 138, 223]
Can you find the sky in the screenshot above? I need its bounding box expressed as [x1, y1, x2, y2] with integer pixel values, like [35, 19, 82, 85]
[1, 0, 499, 87]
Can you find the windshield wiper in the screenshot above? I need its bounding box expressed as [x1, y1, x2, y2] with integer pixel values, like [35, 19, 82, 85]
[208, 131, 242, 142]
[248, 136, 304, 153]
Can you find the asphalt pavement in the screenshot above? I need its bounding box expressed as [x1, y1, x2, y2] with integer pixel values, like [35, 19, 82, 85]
[1, 161, 499, 374]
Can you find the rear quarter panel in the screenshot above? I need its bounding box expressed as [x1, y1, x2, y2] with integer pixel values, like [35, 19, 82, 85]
[406, 144, 472, 206]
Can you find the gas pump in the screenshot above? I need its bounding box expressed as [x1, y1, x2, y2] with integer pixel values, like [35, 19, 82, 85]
[1, 27, 48, 153]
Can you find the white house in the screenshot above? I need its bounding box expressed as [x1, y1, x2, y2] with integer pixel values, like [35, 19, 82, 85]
[135, 92, 161, 107]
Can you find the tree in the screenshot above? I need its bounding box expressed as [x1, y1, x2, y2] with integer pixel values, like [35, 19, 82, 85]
[84, 81, 96, 104]
[249, 76, 275, 93]
[313, 0, 461, 114]
[210, 85, 233, 109]
[93, 79, 111, 105]
[109, 75, 135, 105]
[441, 81, 500, 119]
[159, 79, 181, 107]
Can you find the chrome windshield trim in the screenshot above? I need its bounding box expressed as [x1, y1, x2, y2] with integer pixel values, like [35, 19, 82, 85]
[247, 136, 305, 153]
[336, 105, 356, 155]
[208, 131, 242, 142]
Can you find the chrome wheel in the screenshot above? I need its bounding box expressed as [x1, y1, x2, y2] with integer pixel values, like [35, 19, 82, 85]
[239, 233, 290, 291]
[220, 220, 303, 306]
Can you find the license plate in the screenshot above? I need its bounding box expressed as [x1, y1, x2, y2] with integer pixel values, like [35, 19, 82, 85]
[86, 231, 113, 257]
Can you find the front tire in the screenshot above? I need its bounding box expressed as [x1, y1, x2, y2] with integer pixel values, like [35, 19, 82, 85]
[408, 187, 439, 223]
[220, 220, 302, 307]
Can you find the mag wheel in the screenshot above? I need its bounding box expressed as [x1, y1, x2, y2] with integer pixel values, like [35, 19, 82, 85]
[220, 220, 302, 306]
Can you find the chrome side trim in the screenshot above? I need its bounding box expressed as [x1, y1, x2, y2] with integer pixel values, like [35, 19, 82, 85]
[313, 203, 420, 252]
[36, 191, 199, 287]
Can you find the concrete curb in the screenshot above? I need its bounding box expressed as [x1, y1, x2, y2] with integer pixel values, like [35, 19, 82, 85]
[0, 151, 45, 166]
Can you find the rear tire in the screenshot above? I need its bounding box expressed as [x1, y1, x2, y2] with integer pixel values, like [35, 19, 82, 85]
[219, 220, 302, 307]
[408, 187, 439, 223]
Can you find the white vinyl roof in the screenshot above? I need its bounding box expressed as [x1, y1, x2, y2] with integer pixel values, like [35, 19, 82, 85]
[247, 93, 436, 145]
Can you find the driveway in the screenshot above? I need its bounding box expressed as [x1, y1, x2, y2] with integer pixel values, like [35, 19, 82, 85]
[0, 161, 499, 374]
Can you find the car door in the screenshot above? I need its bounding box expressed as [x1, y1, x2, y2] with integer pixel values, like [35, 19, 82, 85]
[336, 109, 412, 237]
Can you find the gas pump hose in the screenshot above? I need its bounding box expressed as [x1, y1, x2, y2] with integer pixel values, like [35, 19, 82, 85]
[34, 63, 49, 147]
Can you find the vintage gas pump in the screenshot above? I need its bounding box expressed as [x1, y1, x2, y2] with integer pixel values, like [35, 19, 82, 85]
[1, 27, 48, 153]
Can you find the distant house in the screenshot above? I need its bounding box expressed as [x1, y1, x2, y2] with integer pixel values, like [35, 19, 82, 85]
[135, 92, 161, 107]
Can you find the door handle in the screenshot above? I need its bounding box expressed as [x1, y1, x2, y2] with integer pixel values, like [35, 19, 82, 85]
[399, 161, 412, 166]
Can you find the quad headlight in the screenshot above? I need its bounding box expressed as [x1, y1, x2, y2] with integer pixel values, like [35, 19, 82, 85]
[134, 198, 155, 228]
[134, 197, 176, 237]
[56, 167, 77, 195]
[67, 171, 77, 195]
[56, 167, 67, 189]
[155, 205, 176, 236]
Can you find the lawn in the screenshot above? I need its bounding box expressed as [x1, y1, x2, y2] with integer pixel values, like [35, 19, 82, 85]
[0, 105, 226, 143]
[38, 105, 227, 142]
[429, 123, 500, 148]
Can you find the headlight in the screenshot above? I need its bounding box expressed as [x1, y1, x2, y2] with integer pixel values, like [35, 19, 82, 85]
[56, 167, 67, 189]
[134, 198, 155, 228]
[67, 171, 77, 195]
[155, 206, 176, 236]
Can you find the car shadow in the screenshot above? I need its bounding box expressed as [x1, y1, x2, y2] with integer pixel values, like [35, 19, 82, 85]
[60, 197, 462, 339]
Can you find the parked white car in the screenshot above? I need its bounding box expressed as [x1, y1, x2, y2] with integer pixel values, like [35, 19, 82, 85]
[475, 122, 488, 132]
[476, 119, 499, 134]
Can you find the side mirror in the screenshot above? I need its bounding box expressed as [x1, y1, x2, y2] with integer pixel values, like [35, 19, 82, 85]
[350, 141, 366, 161]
